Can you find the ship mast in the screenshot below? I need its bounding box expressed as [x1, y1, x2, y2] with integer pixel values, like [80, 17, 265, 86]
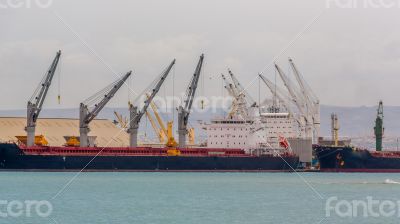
[374, 100, 384, 151]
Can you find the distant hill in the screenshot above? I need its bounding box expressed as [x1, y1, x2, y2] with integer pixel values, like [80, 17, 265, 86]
[320, 105, 400, 138]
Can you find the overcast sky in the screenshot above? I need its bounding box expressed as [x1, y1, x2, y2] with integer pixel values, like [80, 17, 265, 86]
[1, 0, 400, 109]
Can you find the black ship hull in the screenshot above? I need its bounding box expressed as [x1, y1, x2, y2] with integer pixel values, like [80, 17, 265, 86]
[315, 146, 400, 172]
[0, 144, 299, 171]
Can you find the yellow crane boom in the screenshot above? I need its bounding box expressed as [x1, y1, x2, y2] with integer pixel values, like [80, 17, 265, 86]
[148, 96, 167, 136]
[145, 111, 165, 143]
[188, 128, 195, 145]
[114, 111, 128, 129]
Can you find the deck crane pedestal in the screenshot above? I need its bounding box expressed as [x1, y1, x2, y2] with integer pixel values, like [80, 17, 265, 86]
[128, 59, 175, 147]
[26, 50, 61, 147]
[79, 71, 132, 147]
[178, 54, 204, 148]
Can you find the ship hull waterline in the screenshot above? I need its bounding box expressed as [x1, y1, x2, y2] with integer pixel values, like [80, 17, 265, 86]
[315, 146, 400, 173]
[0, 144, 299, 172]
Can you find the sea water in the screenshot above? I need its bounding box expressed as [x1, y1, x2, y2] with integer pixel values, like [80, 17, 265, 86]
[1, 172, 400, 224]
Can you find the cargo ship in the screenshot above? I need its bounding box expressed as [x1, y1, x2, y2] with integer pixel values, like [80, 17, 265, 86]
[0, 51, 305, 171]
[0, 143, 299, 171]
[314, 101, 400, 172]
[314, 146, 400, 172]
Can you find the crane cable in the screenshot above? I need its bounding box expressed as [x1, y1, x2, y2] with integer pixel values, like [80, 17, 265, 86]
[172, 64, 175, 125]
[200, 60, 205, 110]
[57, 57, 62, 104]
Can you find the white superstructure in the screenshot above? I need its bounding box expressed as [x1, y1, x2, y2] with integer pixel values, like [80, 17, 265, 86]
[205, 118, 253, 148]
[260, 112, 298, 138]
[204, 111, 296, 150]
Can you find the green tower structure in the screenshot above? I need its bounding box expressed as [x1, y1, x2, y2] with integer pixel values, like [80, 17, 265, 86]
[374, 101, 384, 151]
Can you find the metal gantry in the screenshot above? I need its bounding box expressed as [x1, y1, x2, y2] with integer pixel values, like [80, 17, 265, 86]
[128, 59, 175, 147]
[26, 50, 61, 146]
[79, 71, 132, 147]
[178, 54, 204, 148]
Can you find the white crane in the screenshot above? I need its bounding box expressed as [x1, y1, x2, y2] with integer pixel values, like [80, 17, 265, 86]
[221, 74, 238, 118]
[222, 69, 257, 120]
[228, 69, 257, 108]
[258, 74, 305, 136]
[26, 50, 61, 146]
[80, 71, 132, 147]
[221, 73, 248, 119]
[288, 58, 320, 143]
[275, 63, 313, 139]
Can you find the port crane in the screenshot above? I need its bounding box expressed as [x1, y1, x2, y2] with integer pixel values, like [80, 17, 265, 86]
[289, 58, 320, 143]
[259, 74, 305, 136]
[145, 93, 195, 145]
[221, 70, 256, 120]
[221, 74, 241, 118]
[128, 59, 175, 147]
[145, 93, 168, 143]
[26, 50, 61, 146]
[146, 110, 165, 143]
[228, 69, 256, 107]
[228, 69, 257, 119]
[374, 100, 384, 151]
[178, 54, 204, 148]
[259, 74, 292, 112]
[79, 71, 132, 147]
[275, 63, 312, 139]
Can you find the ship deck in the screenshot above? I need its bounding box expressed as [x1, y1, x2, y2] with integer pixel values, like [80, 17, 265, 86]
[19, 145, 293, 158]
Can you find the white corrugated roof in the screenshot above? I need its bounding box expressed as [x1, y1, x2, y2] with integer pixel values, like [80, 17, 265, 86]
[0, 117, 129, 147]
